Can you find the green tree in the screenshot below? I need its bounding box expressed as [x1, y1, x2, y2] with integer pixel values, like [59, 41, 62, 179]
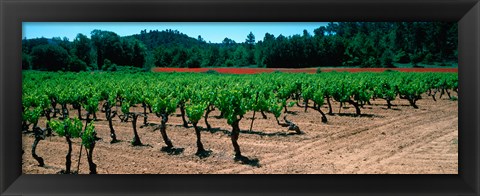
[222, 37, 236, 47]
[102, 59, 117, 71]
[91, 30, 122, 69]
[245, 32, 255, 47]
[51, 37, 72, 53]
[186, 47, 202, 68]
[31, 44, 70, 71]
[201, 46, 220, 67]
[172, 46, 189, 67]
[153, 46, 173, 67]
[22, 53, 32, 70]
[245, 32, 256, 65]
[121, 37, 147, 68]
[69, 56, 88, 72]
[72, 33, 96, 70]
[232, 45, 249, 67]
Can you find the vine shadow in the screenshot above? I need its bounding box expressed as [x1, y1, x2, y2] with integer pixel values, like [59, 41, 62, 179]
[234, 155, 261, 167]
[131, 143, 154, 148]
[140, 122, 159, 128]
[240, 129, 302, 137]
[160, 146, 185, 155]
[195, 150, 213, 158]
[285, 111, 298, 115]
[335, 113, 383, 118]
[381, 107, 402, 111]
[200, 126, 301, 137]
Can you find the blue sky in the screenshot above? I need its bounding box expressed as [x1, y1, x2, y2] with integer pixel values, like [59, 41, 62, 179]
[22, 22, 329, 43]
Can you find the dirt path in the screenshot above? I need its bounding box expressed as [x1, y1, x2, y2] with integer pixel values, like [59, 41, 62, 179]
[22, 93, 458, 174]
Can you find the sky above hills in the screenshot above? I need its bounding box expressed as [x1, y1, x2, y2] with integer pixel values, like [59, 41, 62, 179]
[23, 22, 328, 43]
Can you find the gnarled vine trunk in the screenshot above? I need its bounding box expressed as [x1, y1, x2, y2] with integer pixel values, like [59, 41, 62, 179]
[86, 144, 97, 174]
[179, 103, 189, 128]
[159, 114, 173, 148]
[304, 99, 309, 112]
[260, 110, 267, 119]
[22, 121, 29, 133]
[284, 116, 301, 134]
[308, 103, 328, 123]
[61, 103, 69, 119]
[74, 104, 82, 120]
[204, 105, 213, 131]
[44, 109, 53, 136]
[400, 95, 420, 109]
[445, 88, 452, 99]
[104, 102, 117, 143]
[249, 92, 260, 132]
[408, 99, 419, 109]
[347, 100, 361, 115]
[65, 136, 72, 174]
[249, 111, 256, 132]
[192, 122, 206, 155]
[131, 114, 142, 146]
[296, 93, 302, 107]
[32, 127, 45, 166]
[326, 95, 333, 115]
[316, 105, 328, 123]
[51, 99, 58, 117]
[142, 102, 148, 126]
[231, 118, 242, 157]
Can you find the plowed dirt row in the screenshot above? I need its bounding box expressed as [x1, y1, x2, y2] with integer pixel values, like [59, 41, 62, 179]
[22, 93, 458, 174]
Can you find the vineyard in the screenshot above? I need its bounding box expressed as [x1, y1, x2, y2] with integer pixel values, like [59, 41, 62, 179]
[21, 70, 458, 174]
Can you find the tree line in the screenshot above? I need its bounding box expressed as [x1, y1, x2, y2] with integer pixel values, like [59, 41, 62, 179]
[22, 22, 457, 71]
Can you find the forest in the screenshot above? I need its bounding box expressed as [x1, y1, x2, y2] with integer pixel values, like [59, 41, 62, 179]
[21, 22, 458, 72]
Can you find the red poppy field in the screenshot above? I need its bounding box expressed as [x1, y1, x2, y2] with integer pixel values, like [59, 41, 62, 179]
[152, 67, 457, 74]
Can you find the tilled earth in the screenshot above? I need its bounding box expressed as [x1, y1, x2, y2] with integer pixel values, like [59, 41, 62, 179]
[22, 93, 458, 174]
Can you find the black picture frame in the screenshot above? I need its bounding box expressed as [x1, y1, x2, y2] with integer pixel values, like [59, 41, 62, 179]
[1, 0, 479, 195]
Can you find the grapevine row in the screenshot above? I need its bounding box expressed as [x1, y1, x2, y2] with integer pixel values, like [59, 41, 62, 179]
[22, 71, 458, 171]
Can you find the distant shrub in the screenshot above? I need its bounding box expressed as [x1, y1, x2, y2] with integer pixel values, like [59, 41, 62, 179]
[102, 59, 117, 71]
[422, 53, 434, 65]
[115, 66, 145, 73]
[382, 58, 393, 67]
[22, 53, 32, 70]
[89, 63, 98, 71]
[360, 57, 378, 68]
[343, 57, 360, 67]
[384, 69, 398, 73]
[31, 44, 70, 71]
[394, 50, 410, 63]
[225, 59, 234, 67]
[409, 53, 423, 66]
[186, 58, 201, 68]
[69, 57, 88, 72]
[439, 62, 450, 67]
[380, 50, 394, 68]
[316, 68, 322, 74]
[205, 69, 220, 74]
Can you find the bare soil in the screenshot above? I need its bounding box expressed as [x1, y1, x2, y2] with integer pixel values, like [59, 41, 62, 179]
[22, 93, 458, 174]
